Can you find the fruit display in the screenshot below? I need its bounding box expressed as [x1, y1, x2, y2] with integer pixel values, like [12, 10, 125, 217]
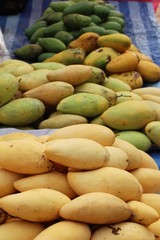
[0, 124, 160, 239]
[13, 0, 126, 62]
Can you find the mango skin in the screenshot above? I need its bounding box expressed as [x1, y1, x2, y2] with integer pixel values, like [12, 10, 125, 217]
[0, 98, 45, 127]
[0, 72, 18, 107]
[57, 92, 109, 117]
[116, 130, 152, 152]
[101, 100, 157, 130]
[97, 33, 132, 53]
[144, 121, 160, 147]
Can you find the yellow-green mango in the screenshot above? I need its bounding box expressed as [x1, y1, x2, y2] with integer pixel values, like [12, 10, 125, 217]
[0, 98, 45, 127]
[116, 130, 152, 152]
[144, 121, 160, 147]
[75, 82, 117, 106]
[57, 93, 109, 117]
[97, 33, 132, 53]
[100, 100, 157, 130]
[45, 47, 86, 65]
[39, 113, 88, 129]
[31, 62, 65, 70]
[84, 47, 119, 69]
[116, 91, 143, 104]
[102, 77, 132, 92]
[0, 72, 18, 107]
[110, 71, 143, 89]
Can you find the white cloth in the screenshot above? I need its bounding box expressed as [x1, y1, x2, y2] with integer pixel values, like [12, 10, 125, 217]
[0, 28, 10, 63]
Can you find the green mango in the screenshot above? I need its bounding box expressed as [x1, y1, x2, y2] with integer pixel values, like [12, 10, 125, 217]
[93, 5, 110, 20]
[14, 44, 43, 61]
[63, 14, 91, 30]
[37, 52, 55, 62]
[145, 121, 160, 147]
[80, 25, 108, 36]
[90, 14, 102, 24]
[30, 27, 47, 44]
[107, 16, 125, 27]
[0, 98, 45, 127]
[54, 31, 74, 46]
[63, 1, 94, 16]
[57, 93, 109, 117]
[0, 72, 18, 107]
[116, 130, 152, 151]
[44, 21, 67, 37]
[43, 11, 63, 25]
[101, 21, 122, 32]
[108, 10, 124, 18]
[25, 21, 47, 39]
[38, 37, 66, 53]
[49, 1, 75, 12]
[101, 100, 157, 130]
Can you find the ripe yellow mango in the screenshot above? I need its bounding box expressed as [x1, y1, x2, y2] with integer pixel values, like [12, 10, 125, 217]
[148, 219, 160, 240]
[136, 60, 160, 82]
[0, 188, 71, 222]
[112, 138, 143, 170]
[138, 150, 159, 169]
[106, 52, 139, 73]
[23, 81, 74, 106]
[69, 32, 100, 54]
[110, 71, 143, 89]
[127, 200, 159, 226]
[101, 100, 157, 130]
[0, 168, 24, 197]
[0, 139, 53, 174]
[97, 33, 132, 53]
[0, 220, 45, 240]
[46, 123, 115, 146]
[0, 132, 38, 141]
[33, 220, 91, 240]
[91, 222, 155, 240]
[116, 91, 143, 104]
[13, 171, 77, 199]
[59, 192, 131, 224]
[44, 138, 109, 170]
[140, 193, 160, 215]
[131, 168, 160, 193]
[67, 167, 143, 201]
[145, 121, 160, 147]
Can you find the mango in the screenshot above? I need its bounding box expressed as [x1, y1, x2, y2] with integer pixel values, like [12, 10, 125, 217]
[39, 113, 88, 128]
[38, 37, 66, 53]
[47, 123, 115, 146]
[101, 100, 157, 130]
[132, 86, 160, 96]
[144, 121, 160, 147]
[0, 98, 45, 127]
[116, 130, 152, 152]
[44, 138, 109, 170]
[93, 4, 110, 19]
[106, 52, 139, 73]
[18, 69, 51, 91]
[0, 72, 18, 107]
[31, 62, 65, 70]
[91, 222, 155, 240]
[63, 14, 91, 30]
[112, 138, 143, 170]
[0, 220, 45, 240]
[127, 200, 159, 226]
[42, 11, 63, 25]
[0, 188, 71, 222]
[25, 20, 47, 39]
[101, 21, 122, 32]
[54, 30, 74, 45]
[23, 81, 74, 106]
[49, 1, 75, 12]
[116, 91, 143, 104]
[13, 171, 77, 199]
[80, 25, 108, 36]
[38, 52, 55, 62]
[43, 21, 67, 37]
[45, 47, 86, 65]
[97, 33, 132, 53]
[84, 47, 119, 69]
[47, 64, 105, 86]
[136, 60, 160, 82]
[108, 9, 124, 18]
[30, 27, 47, 44]
[148, 219, 160, 240]
[110, 71, 143, 89]
[59, 192, 131, 224]
[75, 82, 117, 106]
[57, 92, 109, 117]
[131, 168, 160, 193]
[68, 32, 100, 54]
[107, 16, 125, 27]
[140, 193, 160, 215]
[14, 44, 43, 61]
[63, 1, 94, 16]
[67, 167, 143, 201]
[33, 220, 91, 240]
[138, 150, 159, 169]
[141, 94, 160, 104]
[102, 77, 132, 92]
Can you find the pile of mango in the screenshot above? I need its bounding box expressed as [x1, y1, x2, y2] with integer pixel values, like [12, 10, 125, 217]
[0, 32, 160, 151]
[0, 124, 160, 239]
[13, 0, 125, 62]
